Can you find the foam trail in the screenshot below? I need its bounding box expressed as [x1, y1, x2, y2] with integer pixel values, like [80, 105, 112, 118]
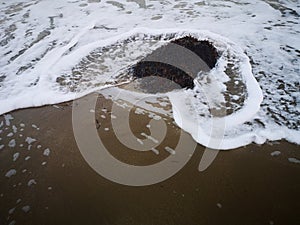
[0, 0, 299, 150]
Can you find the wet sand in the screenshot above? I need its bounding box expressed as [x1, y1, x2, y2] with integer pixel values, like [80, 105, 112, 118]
[0, 93, 300, 225]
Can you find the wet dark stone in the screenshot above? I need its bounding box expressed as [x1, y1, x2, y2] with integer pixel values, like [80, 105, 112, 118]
[171, 37, 218, 69]
[131, 61, 195, 89]
[130, 36, 219, 89]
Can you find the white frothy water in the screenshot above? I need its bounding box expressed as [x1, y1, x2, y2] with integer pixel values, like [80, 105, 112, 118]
[0, 0, 299, 149]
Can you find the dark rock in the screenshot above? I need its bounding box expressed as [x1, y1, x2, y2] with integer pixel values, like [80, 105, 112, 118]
[130, 36, 219, 90]
[171, 36, 218, 69]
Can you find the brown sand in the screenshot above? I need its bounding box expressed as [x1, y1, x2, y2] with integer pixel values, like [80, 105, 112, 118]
[0, 93, 300, 225]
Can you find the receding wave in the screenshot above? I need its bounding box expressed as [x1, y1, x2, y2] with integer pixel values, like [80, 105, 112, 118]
[0, 24, 299, 149]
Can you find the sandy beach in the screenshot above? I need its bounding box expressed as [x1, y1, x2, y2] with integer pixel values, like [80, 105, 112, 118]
[0, 92, 299, 225]
[1, 1, 300, 225]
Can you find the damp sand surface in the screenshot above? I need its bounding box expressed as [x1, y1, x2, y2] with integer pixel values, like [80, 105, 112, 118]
[0, 94, 300, 225]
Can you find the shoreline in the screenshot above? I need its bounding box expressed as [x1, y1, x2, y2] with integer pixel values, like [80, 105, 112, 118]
[0, 93, 300, 225]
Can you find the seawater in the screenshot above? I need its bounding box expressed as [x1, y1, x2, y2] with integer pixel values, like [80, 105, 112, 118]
[0, 0, 299, 149]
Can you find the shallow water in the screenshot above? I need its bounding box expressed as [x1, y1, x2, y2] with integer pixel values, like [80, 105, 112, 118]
[0, 0, 299, 149]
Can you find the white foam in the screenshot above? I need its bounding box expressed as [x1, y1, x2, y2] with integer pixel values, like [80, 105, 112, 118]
[43, 148, 51, 156]
[164, 146, 176, 155]
[27, 179, 37, 186]
[270, 151, 281, 157]
[5, 169, 17, 178]
[151, 148, 159, 155]
[21, 205, 31, 213]
[288, 158, 300, 164]
[141, 132, 159, 144]
[8, 139, 16, 148]
[4, 114, 13, 126]
[8, 207, 15, 214]
[12, 125, 17, 133]
[0, 0, 299, 150]
[32, 124, 39, 130]
[149, 113, 161, 121]
[135, 108, 145, 115]
[136, 138, 144, 145]
[13, 152, 20, 162]
[25, 137, 36, 145]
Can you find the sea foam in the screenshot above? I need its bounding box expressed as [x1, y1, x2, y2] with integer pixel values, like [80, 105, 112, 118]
[0, 0, 299, 150]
